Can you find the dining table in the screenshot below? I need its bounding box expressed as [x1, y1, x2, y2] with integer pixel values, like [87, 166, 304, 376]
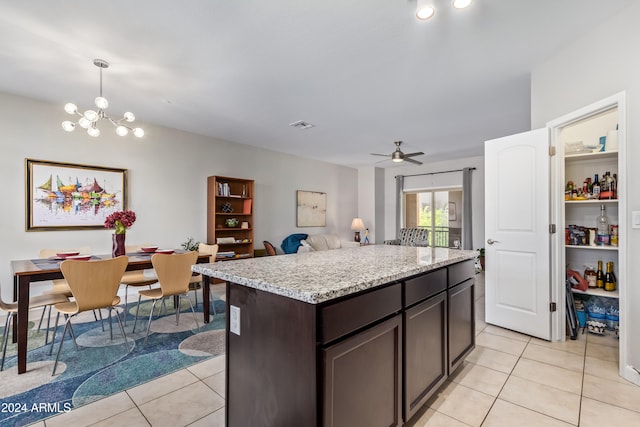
[10, 250, 212, 374]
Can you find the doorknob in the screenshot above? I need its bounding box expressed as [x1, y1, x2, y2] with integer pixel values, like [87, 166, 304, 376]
[487, 239, 500, 245]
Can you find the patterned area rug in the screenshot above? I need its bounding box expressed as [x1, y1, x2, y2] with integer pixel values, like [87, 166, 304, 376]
[0, 296, 226, 426]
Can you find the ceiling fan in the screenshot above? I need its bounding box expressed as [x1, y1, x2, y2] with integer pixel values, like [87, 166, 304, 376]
[371, 141, 424, 165]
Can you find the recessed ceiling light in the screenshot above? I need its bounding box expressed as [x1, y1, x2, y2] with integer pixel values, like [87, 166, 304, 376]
[452, 0, 472, 9]
[416, 0, 435, 20]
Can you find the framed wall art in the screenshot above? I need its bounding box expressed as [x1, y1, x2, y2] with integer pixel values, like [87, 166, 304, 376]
[26, 158, 128, 231]
[296, 190, 326, 227]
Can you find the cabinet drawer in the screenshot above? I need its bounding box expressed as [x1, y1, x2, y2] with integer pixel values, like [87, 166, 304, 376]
[404, 268, 447, 307]
[448, 259, 475, 287]
[320, 283, 401, 344]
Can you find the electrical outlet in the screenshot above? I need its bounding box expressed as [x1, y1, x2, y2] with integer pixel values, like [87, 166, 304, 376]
[230, 305, 240, 335]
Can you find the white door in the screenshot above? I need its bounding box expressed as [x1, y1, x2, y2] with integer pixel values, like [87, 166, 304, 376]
[484, 128, 551, 340]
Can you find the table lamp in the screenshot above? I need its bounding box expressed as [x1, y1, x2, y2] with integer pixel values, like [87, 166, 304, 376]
[351, 217, 365, 242]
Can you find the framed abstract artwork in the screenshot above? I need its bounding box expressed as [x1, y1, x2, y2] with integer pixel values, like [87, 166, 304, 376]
[26, 158, 128, 231]
[296, 190, 326, 227]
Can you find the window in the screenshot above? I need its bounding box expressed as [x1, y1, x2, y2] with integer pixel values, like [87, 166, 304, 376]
[404, 189, 462, 247]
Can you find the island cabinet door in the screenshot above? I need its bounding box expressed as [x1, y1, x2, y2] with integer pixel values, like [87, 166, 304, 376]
[404, 291, 448, 421]
[448, 278, 475, 374]
[322, 315, 402, 427]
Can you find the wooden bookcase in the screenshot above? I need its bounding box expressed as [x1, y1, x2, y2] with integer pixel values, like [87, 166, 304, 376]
[207, 176, 254, 261]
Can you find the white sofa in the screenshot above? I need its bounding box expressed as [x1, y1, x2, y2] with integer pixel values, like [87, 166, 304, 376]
[297, 234, 360, 253]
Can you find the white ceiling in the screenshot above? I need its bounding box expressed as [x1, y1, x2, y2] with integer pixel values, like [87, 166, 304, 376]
[0, 0, 634, 167]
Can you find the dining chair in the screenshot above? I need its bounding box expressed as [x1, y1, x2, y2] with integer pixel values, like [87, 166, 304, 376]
[37, 247, 97, 330]
[132, 251, 200, 345]
[120, 244, 159, 325]
[188, 243, 218, 309]
[0, 287, 68, 371]
[49, 256, 129, 376]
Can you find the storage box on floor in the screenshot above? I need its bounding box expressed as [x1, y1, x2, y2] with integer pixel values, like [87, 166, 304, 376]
[573, 294, 619, 336]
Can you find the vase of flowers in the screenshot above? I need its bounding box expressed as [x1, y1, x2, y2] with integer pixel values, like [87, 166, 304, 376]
[104, 210, 136, 257]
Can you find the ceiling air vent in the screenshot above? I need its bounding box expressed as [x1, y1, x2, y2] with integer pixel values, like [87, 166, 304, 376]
[289, 120, 315, 130]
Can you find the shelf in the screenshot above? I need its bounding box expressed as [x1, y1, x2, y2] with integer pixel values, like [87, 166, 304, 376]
[216, 212, 252, 216]
[217, 242, 253, 246]
[566, 245, 618, 251]
[571, 287, 619, 299]
[565, 199, 618, 204]
[216, 228, 253, 231]
[217, 195, 252, 200]
[565, 150, 617, 162]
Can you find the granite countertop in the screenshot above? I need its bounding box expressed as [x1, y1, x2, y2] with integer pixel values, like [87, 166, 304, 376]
[192, 245, 476, 304]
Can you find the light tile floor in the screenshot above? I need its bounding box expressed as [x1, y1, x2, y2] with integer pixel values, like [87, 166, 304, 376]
[31, 273, 640, 426]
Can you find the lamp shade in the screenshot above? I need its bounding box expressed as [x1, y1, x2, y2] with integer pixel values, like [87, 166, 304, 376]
[351, 218, 365, 231]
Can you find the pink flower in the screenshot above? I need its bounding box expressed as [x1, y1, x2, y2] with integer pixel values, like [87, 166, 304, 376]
[105, 210, 136, 234]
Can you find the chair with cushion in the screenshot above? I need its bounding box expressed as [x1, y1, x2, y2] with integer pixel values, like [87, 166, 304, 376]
[133, 251, 200, 345]
[50, 256, 130, 376]
[188, 243, 218, 309]
[384, 227, 430, 247]
[0, 287, 68, 370]
[120, 244, 159, 325]
[263, 241, 277, 256]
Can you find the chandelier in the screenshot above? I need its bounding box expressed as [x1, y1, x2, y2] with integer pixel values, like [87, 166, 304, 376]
[62, 59, 144, 138]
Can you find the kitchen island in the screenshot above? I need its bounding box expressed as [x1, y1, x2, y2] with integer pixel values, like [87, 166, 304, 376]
[193, 245, 477, 427]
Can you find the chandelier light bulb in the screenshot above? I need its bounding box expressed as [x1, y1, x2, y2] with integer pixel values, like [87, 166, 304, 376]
[133, 127, 144, 138]
[123, 112, 135, 122]
[78, 117, 91, 129]
[64, 103, 78, 115]
[116, 126, 129, 136]
[84, 109, 98, 122]
[87, 126, 100, 137]
[452, 0, 472, 9]
[61, 121, 76, 132]
[95, 96, 109, 109]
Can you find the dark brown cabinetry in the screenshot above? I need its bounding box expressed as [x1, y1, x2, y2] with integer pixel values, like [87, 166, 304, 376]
[224, 258, 475, 427]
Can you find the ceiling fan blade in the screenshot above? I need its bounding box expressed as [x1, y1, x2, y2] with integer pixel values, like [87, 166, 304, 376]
[370, 153, 391, 157]
[404, 157, 423, 165]
[403, 151, 424, 158]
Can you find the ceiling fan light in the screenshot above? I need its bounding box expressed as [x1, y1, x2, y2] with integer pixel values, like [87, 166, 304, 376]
[416, 0, 435, 20]
[84, 109, 98, 122]
[123, 112, 135, 122]
[133, 127, 144, 138]
[392, 158, 404, 163]
[64, 103, 78, 115]
[95, 96, 109, 109]
[452, 0, 472, 9]
[87, 126, 100, 137]
[116, 126, 129, 136]
[61, 121, 75, 132]
[78, 117, 91, 129]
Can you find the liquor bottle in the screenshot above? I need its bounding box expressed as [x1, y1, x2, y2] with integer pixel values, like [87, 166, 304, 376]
[592, 174, 600, 198]
[604, 261, 616, 292]
[600, 172, 609, 196]
[611, 173, 617, 199]
[596, 204, 609, 245]
[596, 260, 605, 289]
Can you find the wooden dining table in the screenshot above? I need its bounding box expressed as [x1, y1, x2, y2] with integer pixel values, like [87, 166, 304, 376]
[10, 251, 212, 374]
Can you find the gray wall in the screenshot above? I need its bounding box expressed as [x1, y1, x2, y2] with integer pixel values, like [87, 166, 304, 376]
[531, 2, 640, 372]
[0, 92, 358, 294]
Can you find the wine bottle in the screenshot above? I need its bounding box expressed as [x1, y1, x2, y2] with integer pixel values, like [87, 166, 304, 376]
[596, 204, 609, 245]
[596, 260, 605, 289]
[605, 261, 616, 292]
[592, 173, 600, 198]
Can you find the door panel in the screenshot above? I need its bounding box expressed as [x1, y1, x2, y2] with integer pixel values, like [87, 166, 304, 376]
[485, 128, 551, 340]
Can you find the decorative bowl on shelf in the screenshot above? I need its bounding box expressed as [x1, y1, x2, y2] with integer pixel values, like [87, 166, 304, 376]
[225, 218, 239, 228]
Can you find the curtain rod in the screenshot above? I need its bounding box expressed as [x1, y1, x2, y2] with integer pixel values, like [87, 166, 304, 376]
[396, 167, 476, 179]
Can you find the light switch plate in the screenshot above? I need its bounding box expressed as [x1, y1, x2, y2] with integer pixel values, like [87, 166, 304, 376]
[230, 305, 240, 335]
[633, 211, 640, 229]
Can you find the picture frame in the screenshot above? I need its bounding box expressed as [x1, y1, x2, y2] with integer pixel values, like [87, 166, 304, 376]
[448, 202, 457, 221]
[296, 190, 326, 227]
[26, 158, 128, 231]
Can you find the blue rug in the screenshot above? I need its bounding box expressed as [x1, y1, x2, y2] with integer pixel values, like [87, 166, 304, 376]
[0, 297, 226, 426]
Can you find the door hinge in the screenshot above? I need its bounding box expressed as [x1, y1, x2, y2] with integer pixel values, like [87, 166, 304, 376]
[549, 146, 556, 156]
[550, 302, 557, 312]
[549, 224, 556, 234]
